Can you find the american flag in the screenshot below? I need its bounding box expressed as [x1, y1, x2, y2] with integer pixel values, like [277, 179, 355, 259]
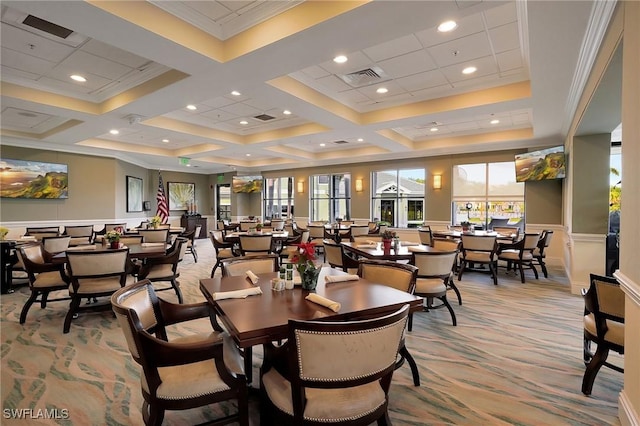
[156, 172, 169, 224]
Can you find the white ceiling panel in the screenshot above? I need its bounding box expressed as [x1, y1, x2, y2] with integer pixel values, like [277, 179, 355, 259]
[496, 49, 523, 72]
[377, 50, 437, 79]
[62, 50, 131, 80]
[489, 22, 520, 53]
[395, 69, 450, 92]
[81, 39, 150, 68]
[483, 2, 518, 28]
[1, 47, 55, 75]
[362, 34, 424, 62]
[0, 24, 75, 62]
[427, 32, 493, 68]
[414, 13, 485, 48]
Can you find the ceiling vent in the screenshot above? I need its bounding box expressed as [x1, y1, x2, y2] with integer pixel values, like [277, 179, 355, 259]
[254, 114, 276, 121]
[22, 15, 73, 39]
[339, 66, 389, 88]
[333, 140, 349, 145]
[2, 7, 88, 47]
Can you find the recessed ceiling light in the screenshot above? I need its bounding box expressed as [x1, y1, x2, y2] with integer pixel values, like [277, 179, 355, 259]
[231, 90, 241, 96]
[462, 66, 477, 75]
[333, 55, 348, 64]
[246, 153, 251, 157]
[320, 143, 326, 147]
[186, 163, 191, 167]
[162, 139, 169, 143]
[430, 127, 439, 132]
[240, 120, 249, 125]
[357, 138, 363, 142]
[437, 20, 458, 32]
[186, 104, 197, 110]
[70, 74, 86, 82]
[376, 87, 388, 94]
[109, 129, 119, 135]
[283, 110, 292, 115]
[490, 119, 500, 125]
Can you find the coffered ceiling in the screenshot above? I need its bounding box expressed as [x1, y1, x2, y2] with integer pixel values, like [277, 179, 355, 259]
[0, 1, 610, 174]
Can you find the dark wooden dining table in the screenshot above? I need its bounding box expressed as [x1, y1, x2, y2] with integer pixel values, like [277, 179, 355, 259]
[51, 243, 169, 263]
[341, 240, 439, 261]
[199, 267, 422, 383]
[223, 231, 289, 243]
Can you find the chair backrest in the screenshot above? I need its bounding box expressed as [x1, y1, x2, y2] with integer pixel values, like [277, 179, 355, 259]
[286, 305, 409, 405]
[418, 228, 432, 246]
[209, 230, 227, 250]
[460, 235, 497, 252]
[27, 231, 60, 241]
[584, 274, 625, 345]
[538, 230, 554, 252]
[66, 249, 129, 292]
[26, 226, 60, 235]
[521, 232, 541, 251]
[239, 221, 257, 231]
[118, 235, 144, 246]
[307, 225, 325, 239]
[42, 235, 71, 254]
[138, 229, 169, 243]
[432, 237, 461, 252]
[350, 225, 370, 237]
[221, 255, 279, 277]
[103, 223, 127, 233]
[63, 225, 94, 237]
[298, 230, 310, 244]
[239, 234, 273, 255]
[193, 224, 202, 239]
[493, 226, 520, 240]
[368, 221, 378, 232]
[412, 250, 458, 278]
[217, 220, 226, 230]
[358, 259, 417, 293]
[270, 219, 285, 231]
[323, 241, 344, 268]
[19, 243, 46, 268]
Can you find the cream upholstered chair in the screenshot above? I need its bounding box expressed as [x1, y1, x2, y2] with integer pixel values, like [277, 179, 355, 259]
[94, 223, 127, 242]
[238, 234, 273, 256]
[260, 304, 409, 425]
[493, 226, 521, 245]
[138, 229, 169, 243]
[307, 225, 326, 250]
[18, 243, 70, 324]
[533, 230, 554, 278]
[209, 230, 235, 277]
[239, 221, 257, 231]
[410, 250, 458, 327]
[497, 232, 540, 283]
[582, 274, 624, 396]
[279, 230, 310, 264]
[358, 260, 420, 386]
[270, 219, 285, 231]
[118, 235, 144, 246]
[41, 235, 71, 258]
[323, 240, 359, 274]
[63, 225, 94, 245]
[418, 227, 432, 246]
[457, 234, 498, 285]
[64, 248, 130, 333]
[111, 280, 248, 426]
[221, 254, 279, 277]
[350, 224, 370, 239]
[182, 224, 201, 263]
[137, 237, 187, 303]
[432, 238, 463, 303]
[25, 226, 60, 241]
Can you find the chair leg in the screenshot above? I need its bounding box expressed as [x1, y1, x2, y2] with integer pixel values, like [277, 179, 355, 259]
[457, 261, 467, 281]
[583, 336, 594, 364]
[408, 312, 413, 332]
[171, 279, 184, 304]
[145, 402, 165, 426]
[192, 247, 198, 263]
[40, 290, 50, 308]
[489, 262, 498, 285]
[399, 344, 420, 386]
[377, 412, 392, 426]
[582, 345, 610, 395]
[63, 296, 81, 334]
[530, 262, 539, 279]
[537, 257, 548, 278]
[448, 279, 462, 305]
[440, 296, 457, 326]
[518, 262, 525, 283]
[20, 290, 39, 324]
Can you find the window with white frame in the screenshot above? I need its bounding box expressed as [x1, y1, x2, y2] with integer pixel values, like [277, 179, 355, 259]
[452, 162, 524, 229]
[310, 174, 351, 222]
[371, 169, 425, 228]
[263, 177, 295, 220]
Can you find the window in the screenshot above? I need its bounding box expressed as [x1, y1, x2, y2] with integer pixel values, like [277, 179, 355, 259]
[217, 184, 231, 221]
[372, 169, 425, 227]
[452, 162, 524, 228]
[264, 177, 295, 220]
[310, 174, 351, 222]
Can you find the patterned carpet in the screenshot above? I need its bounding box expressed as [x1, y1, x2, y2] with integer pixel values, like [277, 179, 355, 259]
[1, 240, 623, 425]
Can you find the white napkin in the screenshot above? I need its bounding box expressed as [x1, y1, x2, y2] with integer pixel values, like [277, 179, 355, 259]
[245, 270, 259, 285]
[212, 287, 263, 300]
[305, 293, 341, 312]
[66, 245, 98, 251]
[407, 246, 428, 252]
[401, 241, 421, 246]
[325, 274, 359, 283]
[19, 236, 36, 241]
[141, 242, 165, 247]
[356, 242, 378, 248]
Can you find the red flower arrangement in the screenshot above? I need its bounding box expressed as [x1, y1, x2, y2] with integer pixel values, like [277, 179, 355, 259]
[289, 241, 317, 273]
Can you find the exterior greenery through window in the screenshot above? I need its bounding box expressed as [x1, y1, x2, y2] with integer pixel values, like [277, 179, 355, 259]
[264, 177, 294, 220]
[371, 169, 425, 228]
[452, 162, 524, 229]
[310, 174, 351, 222]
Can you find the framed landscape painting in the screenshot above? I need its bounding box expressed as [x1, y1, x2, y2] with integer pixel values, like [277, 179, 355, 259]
[0, 158, 68, 199]
[168, 181, 195, 210]
[126, 176, 143, 212]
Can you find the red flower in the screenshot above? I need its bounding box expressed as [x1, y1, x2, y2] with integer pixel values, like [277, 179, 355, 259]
[289, 241, 317, 270]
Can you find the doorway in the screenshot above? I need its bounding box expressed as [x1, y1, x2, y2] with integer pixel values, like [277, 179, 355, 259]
[380, 200, 395, 226]
[217, 184, 231, 221]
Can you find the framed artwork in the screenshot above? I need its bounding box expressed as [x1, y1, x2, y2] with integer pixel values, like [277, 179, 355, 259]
[168, 181, 195, 210]
[0, 158, 68, 199]
[126, 176, 143, 212]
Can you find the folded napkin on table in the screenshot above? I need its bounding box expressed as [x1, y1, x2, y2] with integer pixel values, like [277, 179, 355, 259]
[212, 287, 263, 300]
[245, 270, 259, 285]
[407, 245, 428, 252]
[401, 241, 421, 246]
[66, 245, 98, 251]
[19, 236, 36, 241]
[325, 274, 359, 283]
[141, 242, 165, 247]
[305, 293, 341, 312]
[356, 242, 378, 248]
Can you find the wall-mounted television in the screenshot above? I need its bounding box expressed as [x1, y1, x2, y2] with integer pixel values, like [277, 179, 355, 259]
[515, 146, 566, 182]
[232, 175, 263, 193]
[0, 159, 68, 198]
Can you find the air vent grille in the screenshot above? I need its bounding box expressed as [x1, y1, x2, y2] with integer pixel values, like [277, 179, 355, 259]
[254, 114, 275, 121]
[339, 66, 389, 88]
[23, 15, 73, 39]
[333, 140, 349, 145]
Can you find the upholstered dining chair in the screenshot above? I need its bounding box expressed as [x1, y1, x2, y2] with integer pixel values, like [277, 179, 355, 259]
[279, 230, 310, 264]
[418, 226, 433, 246]
[41, 235, 71, 259]
[182, 224, 201, 263]
[64, 248, 130, 333]
[118, 235, 144, 246]
[18, 243, 70, 324]
[63, 225, 95, 245]
[209, 230, 235, 277]
[533, 230, 554, 278]
[111, 280, 249, 426]
[239, 221, 257, 232]
[497, 232, 540, 283]
[432, 238, 463, 303]
[582, 273, 624, 396]
[358, 259, 420, 387]
[238, 234, 273, 256]
[410, 250, 459, 327]
[260, 304, 410, 426]
[138, 229, 170, 243]
[137, 237, 187, 303]
[221, 254, 280, 277]
[350, 224, 370, 239]
[323, 240, 359, 274]
[94, 223, 127, 242]
[457, 234, 499, 285]
[270, 219, 285, 231]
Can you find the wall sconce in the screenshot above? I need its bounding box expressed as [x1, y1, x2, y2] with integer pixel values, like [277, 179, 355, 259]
[433, 174, 442, 190]
[355, 178, 363, 192]
[297, 180, 304, 193]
